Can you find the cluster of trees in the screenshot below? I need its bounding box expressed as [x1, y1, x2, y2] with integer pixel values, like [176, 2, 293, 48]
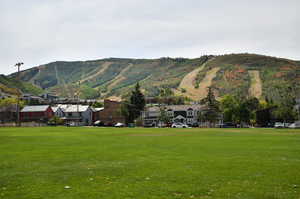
[145, 87, 189, 105]
[0, 98, 25, 108]
[199, 87, 299, 127]
[220, 94, 261, 126]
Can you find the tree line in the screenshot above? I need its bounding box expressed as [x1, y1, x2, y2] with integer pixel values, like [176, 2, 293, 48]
[199, 87, 299, 127]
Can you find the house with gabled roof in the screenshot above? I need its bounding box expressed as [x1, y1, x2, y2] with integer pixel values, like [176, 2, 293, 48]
[51, 106, 64, 118]
[20, 105, 54, 122]
[62, 104, 93, 126]
[142, 104, 203, 127]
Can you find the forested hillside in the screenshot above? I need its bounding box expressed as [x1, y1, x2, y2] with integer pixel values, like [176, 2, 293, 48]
[194, 54, 300, 101]
[0, 75, 43, 97]
[8, 54, 300, 101]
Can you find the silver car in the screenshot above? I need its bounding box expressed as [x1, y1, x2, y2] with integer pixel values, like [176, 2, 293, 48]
[171, 123, 189, 128]
[289, 121, 300, 129]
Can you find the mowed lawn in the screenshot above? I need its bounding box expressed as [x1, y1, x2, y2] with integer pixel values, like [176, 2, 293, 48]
[0, 127, 300, 199]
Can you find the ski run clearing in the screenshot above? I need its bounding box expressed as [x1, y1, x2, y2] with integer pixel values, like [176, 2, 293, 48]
[248, 70, 262, 99]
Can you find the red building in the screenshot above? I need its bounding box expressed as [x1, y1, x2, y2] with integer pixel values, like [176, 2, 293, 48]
[98, 99, 125, 126]
[20, 105, 54, 122]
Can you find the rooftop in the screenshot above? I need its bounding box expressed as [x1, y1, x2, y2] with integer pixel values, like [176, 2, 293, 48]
[147, 104, 203, 112]
[21, 105, 50, 112]
[64, 105, 90, 113]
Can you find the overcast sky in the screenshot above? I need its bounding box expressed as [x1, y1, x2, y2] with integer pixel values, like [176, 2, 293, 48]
[0, 0, 299, 75]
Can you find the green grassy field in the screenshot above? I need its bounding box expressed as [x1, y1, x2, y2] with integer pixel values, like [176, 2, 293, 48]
[0, 127, 300, 199]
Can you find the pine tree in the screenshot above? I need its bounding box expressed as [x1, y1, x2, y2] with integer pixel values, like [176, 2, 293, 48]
[200, 87, 220, 127]
[131, 83, 145, 114]
[122, 82, 146, 123]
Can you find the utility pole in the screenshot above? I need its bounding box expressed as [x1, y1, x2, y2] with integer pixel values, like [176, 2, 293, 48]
[15, 62, 24, 127]
[77, 81, 81, 126]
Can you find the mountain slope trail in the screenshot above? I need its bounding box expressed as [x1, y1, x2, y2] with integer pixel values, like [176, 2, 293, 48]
[54, 65, 60, 84]
[79, 62, 112, 84]
[178, 58, 218, 100]
[28, 67, 42, 84]
[105, 63, 134, 90]
[248, 70, 262, 98]
[197, 67, 220, 99]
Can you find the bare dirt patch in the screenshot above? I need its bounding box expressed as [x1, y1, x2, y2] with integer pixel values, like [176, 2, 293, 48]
[178, 58, 219, 100]
[197, 67, 220, 98]
[248, 70, 262, 98]
[178, 65, 205, 99]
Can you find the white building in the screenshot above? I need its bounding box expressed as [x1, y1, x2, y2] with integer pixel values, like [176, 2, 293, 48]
[64, 105, 93, 126]
[51, 106, 64, 118]
[52, 104, 94, 126]
[142, 105, 203, 127]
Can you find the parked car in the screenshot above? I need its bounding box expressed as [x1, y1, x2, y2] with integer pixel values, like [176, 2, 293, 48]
[66, 121, 76, 127]
[93, 120, 104, 127]
[114, 122, 125, 127]
[274, 122, 285, 128]
[289, 121, 300, 129]
[218, 122, 237, 128]
[171, 123, 189, 128]
[191, 123, 199, 127]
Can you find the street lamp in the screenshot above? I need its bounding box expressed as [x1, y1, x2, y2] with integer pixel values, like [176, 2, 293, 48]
[15, 62, 24, 127]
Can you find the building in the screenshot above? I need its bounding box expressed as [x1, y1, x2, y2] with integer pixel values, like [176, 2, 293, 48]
[142, 105, 203, 127]
[91, 107, 104, 124]
[98, 99, 125, 126]
[20, 105, 54, 122]
[40, 93, 59, 101]
[21, 94, 45, 104]
[62, 105, 93, 126]
[0, 105, 17, 123]
[51, 106, 65, 118]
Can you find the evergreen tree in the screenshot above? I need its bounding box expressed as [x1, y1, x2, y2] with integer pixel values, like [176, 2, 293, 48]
[200, 87, 220, 127]
[122, 82, 146, 124]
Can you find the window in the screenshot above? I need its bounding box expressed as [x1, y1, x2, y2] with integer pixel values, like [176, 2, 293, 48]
[167, 111, 173, 117]
[187, 109, 193, 116]
[187, 118, 193, 124]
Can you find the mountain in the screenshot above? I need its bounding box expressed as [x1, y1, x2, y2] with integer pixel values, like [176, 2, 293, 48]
[9, 53, 300, 101]
[0, 75, 43, 97]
